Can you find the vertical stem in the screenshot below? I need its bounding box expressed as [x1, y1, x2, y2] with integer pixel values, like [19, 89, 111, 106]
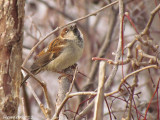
[93, 61, 106, 120]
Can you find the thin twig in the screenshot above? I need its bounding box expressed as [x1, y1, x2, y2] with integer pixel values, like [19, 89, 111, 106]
[119, 0, 124, 79]
[37, 0, 86, 33]
[75, 100, 95, 120]
[104, 98, 112, 120]
[37, 0, 74, 21]
[92, 57, 130, 65]
[75, 90, 119, 120]
[141, 4, 160, 35]
[21, 66, 43, 85]
[144, 78, 160, 119]
[21, 66, 51, 116]
[27, 82, 50, 119]
[119, 65, 158, 90]
[68, 66, 78, 93]
[128, 67, 139, 120]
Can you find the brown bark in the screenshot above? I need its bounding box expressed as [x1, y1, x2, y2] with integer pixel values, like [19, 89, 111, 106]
[0, 0, 24, 119]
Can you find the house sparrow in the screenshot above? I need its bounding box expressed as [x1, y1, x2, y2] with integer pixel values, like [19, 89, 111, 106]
[21, 24, 84, 86]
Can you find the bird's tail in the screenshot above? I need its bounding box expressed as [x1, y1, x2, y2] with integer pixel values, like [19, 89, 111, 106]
[21, 74, 30, 86]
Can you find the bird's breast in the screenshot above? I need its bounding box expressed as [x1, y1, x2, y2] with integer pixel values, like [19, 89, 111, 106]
[45, 43, 83, 71]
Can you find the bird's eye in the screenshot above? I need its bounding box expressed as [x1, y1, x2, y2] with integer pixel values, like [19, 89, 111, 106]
[65, 29, 68, 33]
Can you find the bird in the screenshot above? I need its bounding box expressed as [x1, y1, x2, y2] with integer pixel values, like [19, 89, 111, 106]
[21, 24, 84, 86]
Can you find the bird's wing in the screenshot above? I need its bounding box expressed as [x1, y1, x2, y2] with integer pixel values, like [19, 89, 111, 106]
[30, 52, 54, 73]
[30, 38, 67, 73]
